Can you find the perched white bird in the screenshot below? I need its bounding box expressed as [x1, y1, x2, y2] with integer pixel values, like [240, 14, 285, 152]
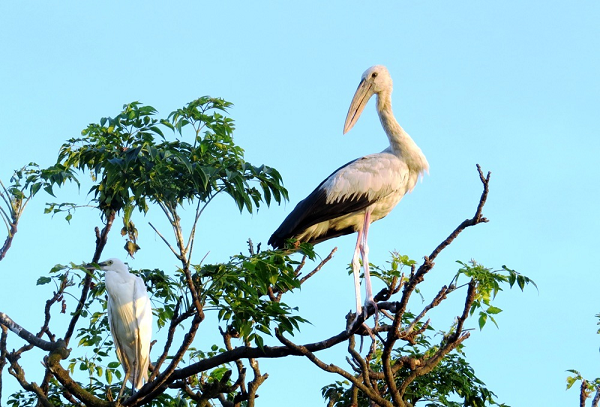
[99, 258, 152, 397]
[269, 65, 428, 324]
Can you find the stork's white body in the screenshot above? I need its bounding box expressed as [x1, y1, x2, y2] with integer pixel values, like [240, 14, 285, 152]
[293, 149, 420, 244]
[269, 66, 427, 325]
[102, 258, 152, 394]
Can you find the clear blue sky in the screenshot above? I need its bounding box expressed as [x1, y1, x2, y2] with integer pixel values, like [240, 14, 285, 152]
[1, 1, 599, 406]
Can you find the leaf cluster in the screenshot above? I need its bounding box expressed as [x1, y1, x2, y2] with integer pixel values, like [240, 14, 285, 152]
[455, 261, 537, 330]
[198, 250, 308, 348]
[53, 97, 287, 218]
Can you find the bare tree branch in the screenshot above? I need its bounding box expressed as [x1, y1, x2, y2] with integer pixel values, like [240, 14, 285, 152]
[246, 346, 267, 407]
[45, 349, 111, 407]
[0, 220, 18, 262]
[428, 164, 490, 262]
[0, 324, 7, 403]
[0, 313, 63, 353]
[0, 178, 27, 262]
[6, 356, 53, 407]
[592, 385, 600, 407]
[581, 379, 588, 407]
[276, 329, 393, 406]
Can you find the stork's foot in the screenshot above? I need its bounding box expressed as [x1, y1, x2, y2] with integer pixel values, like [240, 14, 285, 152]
[347, 299, 379, 333]
[362, 299, 378, 319]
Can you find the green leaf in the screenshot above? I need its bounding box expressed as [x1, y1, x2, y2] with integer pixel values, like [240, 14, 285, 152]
[210, 367, 229, 381]
[517, 275, 525, 290]
[486, 306, 502, 315]
[36, 276, 51, 285]
[488, 315, 499, 329]
[30, 182, 42, 196]
[254, 334, 264, 350]
[43, 185, 55, 197]
[478, 313, 487, 330]
[566, 375, 578, 389]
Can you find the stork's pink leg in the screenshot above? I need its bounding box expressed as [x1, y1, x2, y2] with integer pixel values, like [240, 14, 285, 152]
[360, 210, 377, 319]
[351, 229, 363, 316]
[349, 210, 380, 331]
[361, 211, 372, 302]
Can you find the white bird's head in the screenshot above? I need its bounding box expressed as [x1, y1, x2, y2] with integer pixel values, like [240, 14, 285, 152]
[343, 65, 393, 134]
[98, 258, 129, 273]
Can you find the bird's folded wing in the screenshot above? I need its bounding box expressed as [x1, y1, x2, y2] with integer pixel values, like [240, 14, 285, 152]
[269, 154, 408, 247]
[134, 276, 152, 373]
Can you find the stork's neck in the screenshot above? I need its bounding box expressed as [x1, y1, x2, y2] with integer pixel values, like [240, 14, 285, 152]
[377, 92, 429, 175]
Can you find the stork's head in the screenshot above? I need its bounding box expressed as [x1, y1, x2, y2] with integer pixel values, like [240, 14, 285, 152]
[343, 65, 393, 134]
[98, 258, 128, 273]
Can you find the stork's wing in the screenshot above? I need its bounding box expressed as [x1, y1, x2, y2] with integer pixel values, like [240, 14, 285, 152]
[269, 152, 408, 248]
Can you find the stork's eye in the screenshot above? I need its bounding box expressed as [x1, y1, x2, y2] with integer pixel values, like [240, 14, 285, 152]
[371, 72, 378, 78]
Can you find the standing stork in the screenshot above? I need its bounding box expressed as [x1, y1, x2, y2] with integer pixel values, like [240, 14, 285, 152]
[268, 66, 428, 325]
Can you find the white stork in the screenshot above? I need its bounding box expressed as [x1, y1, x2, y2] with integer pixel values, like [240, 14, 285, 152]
[268, 65, 428, 324]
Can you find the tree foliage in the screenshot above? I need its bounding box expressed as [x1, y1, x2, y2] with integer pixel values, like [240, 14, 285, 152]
[0, 97, 534, 407]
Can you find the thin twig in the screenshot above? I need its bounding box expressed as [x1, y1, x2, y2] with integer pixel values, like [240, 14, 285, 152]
[428, 164, 490, 262]
[149, 222, 181, 260]
[184, 194, 217, 262]
[149, 299, 187, 381]
[299, 247, 337, 285]
[347, 336, 374, 391]
[404, 286, 448, 337]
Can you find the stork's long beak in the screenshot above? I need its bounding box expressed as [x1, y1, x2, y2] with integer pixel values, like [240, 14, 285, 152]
[343, 78, 374, 134]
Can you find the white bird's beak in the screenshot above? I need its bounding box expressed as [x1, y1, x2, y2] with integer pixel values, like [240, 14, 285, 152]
[343, 78, 374, 135]
[85, 261, 106, 270]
